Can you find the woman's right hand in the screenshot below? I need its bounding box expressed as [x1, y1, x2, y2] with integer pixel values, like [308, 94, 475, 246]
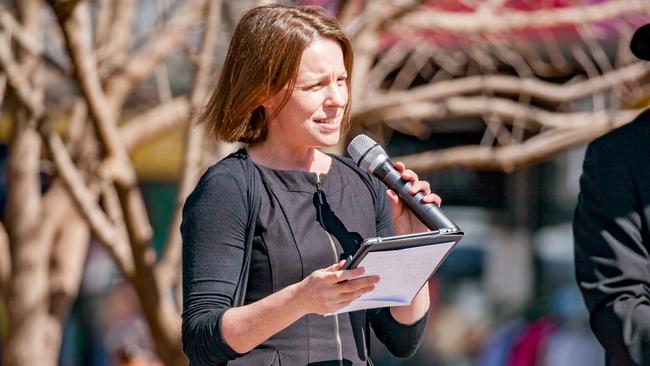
[294, 261, 380, 315]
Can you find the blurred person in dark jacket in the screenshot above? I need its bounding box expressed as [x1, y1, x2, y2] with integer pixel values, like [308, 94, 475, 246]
[573, 23, 650, 366]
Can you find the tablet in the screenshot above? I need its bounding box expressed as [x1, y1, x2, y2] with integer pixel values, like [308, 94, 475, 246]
[326, 229, 463, 315]
[343, 229, 464, 270]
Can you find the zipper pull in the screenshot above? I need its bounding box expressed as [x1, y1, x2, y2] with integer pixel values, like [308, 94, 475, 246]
[315, 173, 324, 205]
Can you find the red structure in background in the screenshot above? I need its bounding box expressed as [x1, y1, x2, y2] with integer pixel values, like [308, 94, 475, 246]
[300, 0, 648, 51]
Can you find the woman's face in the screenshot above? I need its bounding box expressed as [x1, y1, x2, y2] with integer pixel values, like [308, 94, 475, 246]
[263, 37, 348, 150]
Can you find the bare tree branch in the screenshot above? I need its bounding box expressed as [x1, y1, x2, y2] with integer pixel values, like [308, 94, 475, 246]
[45, 130, 135, 278]
[0, 34, 44, 117]
[0, 5, 42, 56]
[338, 0, 364, 28]
[396, 0, 648, 33]
[4, 117, 50, 366]
[345, 0, 427, 36]
[331, 1, 428, 154]
[48, 0, 84, 23]
[96, 10, 199, 72]
[100, 0, 136, 58]
[364, 42, 411, 91]
[2, 2, 67, 364]
[51, 1, 154, 245]
[388, 45, 430, 91]
[355, 62, 650, 118]
[65, 98, 88, 154]
[0, 219, 9, 294]
[93, 0, 112, 48]
[152, 0, 175, 104]
[579, 24, 614, 75]
[49, 1, 122, 158]
[47, 194, 90, 323]
[100, 181, 135, 276]
[360, 96, 640, 131]
[40, 182, 73, 254]
[158, 0, 222, 291]
[120, 96, 190, 151]
[49, 5, 187, 363]
[396, 110, 639, 173]
[0, 5, 69, 76]
[486, 40, 534, 143]
[42, 208, 90, 365]
[103, 0, 206, 111]
[571, 42, 606, 111]
[0, 73, 6, 106]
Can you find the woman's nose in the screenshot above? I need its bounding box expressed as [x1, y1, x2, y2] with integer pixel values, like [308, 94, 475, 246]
[325, 83, 346, 107]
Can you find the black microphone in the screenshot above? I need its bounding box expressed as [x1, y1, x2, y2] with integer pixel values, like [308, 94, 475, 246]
[347, 134, 459, 232]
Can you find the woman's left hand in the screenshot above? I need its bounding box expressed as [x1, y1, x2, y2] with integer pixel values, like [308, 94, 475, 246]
[386, 162, 441, 236]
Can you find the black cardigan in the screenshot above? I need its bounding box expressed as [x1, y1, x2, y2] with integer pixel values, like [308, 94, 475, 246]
[181, 150, 427, 365]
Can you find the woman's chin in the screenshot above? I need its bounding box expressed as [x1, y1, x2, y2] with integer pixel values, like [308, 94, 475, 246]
[318, 131, 341, 147]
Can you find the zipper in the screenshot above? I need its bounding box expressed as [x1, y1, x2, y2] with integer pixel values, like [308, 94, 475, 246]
[316, 174, 343, 366]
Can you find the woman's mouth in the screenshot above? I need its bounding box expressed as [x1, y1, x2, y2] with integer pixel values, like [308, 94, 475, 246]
[314, 117, 340, 131]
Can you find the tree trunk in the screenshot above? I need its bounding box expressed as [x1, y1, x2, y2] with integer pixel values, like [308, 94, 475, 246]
[4, 111, 52, 366]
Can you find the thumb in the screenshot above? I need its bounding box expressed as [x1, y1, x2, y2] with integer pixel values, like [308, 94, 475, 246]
[325, 260, 346, 272]
[386, 189, 401, 211]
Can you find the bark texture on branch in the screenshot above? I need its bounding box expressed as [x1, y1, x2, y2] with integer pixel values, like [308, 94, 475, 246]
[396, 111, 637, 173]
[396, 0, 648, 33]
[45, 131, 135, 277]
[47, 2, 191, 364]
[0, 220, 8, 295]
[356, 63, 650, 117]
[2, 1, 58, 364]
[0, 6, 42, 57]
[157, 0, 222, 298]
[120, 96, 190, 151]
[357, 97, 640, 130]
[104, 0, 206, 112]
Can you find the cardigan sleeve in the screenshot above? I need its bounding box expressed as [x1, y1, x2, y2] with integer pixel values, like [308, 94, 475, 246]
[574, 129, 650, 366]
[367, 174, 428, 358]
[180, 162, 249, 365]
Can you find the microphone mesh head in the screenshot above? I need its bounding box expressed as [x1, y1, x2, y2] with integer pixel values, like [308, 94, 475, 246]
[347, 134, 387, 172]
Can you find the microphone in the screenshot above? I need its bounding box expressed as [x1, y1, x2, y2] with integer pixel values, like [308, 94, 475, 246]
[347, 134, 459, 232]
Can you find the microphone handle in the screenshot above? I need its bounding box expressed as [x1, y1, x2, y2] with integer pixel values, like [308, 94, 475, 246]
[374, 161, 459, 232]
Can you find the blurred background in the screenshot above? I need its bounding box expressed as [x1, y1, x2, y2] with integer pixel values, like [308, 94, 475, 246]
[0, 0, 649, 365]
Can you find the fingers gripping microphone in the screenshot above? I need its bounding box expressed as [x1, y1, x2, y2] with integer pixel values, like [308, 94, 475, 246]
[347, 134, 459, 232]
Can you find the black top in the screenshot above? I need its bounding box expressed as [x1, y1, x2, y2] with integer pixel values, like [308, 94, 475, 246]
[573, 109, 650, 366]
[181, 152, 427, 365]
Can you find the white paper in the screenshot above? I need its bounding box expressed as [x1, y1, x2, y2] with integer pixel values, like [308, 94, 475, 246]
[325, 241, 455, 315]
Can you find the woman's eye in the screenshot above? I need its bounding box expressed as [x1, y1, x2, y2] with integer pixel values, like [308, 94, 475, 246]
[305, 84, 321, 90]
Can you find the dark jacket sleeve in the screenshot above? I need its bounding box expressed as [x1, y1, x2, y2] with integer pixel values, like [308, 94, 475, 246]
[180, 163, 249, 365]
[367, 175, 428, 358]
[573, 130, 650, 366]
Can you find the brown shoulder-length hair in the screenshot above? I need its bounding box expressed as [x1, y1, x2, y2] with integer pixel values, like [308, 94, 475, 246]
[200, 4, 353, 144]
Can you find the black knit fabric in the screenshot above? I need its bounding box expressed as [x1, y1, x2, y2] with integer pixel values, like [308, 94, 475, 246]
[181, 151, 427, 365]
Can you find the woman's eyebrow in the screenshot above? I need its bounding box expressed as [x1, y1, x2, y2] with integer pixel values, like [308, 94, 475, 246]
[296, 75, 327, 85]
[299, 71, 347, 83]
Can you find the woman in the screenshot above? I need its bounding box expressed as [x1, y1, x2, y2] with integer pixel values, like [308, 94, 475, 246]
[181, 4, 441, 365]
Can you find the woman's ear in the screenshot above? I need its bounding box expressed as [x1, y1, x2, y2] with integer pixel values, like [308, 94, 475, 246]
[258, 88, 286, 110]
[257, 95, 273, 108]
[257, 89, 278, 109]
